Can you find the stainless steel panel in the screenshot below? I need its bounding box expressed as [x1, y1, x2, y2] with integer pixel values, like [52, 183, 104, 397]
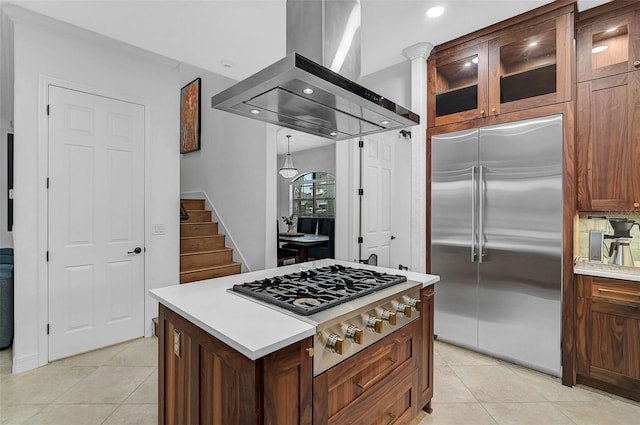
[432, 129, 479, 348]
[478, 115, 562, 376]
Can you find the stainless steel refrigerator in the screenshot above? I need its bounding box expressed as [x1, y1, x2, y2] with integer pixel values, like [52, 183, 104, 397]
[431, 114, 562, 376]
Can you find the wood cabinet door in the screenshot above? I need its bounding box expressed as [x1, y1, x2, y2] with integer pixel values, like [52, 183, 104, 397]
[262, 338, 313, 425]
[575, 276, 640, 401]
[578, 9, 640, 83]
[488, 13, 573, 116]
[590, 278, 640, 380]
[419, 286, 435, 410]
[577, 71, 640, 211]
[428, 43, 489, 127]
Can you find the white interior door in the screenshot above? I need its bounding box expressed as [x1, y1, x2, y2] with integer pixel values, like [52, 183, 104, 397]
[48, 86, 145, 361]
[361, 135, 395, 267]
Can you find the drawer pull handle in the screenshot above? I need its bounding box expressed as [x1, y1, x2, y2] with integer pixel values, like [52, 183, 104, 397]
[386, 413, 398, 425]
[597, 288, 640, 297]
[356, 359, 398, 390]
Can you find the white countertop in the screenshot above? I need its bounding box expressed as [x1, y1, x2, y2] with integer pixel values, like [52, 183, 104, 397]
[149, 259, 439, 361]
[574, 258, 640, 282]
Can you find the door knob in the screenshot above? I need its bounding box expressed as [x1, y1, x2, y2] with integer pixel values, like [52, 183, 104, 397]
[390, 235, 396, 240]
[127, 247, 142, 254]
[634, 60, 640, 68]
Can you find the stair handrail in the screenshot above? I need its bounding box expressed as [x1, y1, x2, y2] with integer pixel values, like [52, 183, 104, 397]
[180, 201, 189, 221]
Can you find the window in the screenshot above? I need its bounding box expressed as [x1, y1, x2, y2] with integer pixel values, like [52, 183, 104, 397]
[291, 172, 335, 218]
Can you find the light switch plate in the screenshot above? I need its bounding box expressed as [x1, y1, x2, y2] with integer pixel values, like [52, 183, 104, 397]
[153, 224, 166, 235]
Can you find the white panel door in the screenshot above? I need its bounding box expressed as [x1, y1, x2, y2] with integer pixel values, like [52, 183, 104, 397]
[48, 86, 145, 361]
[361, 135, 395, 267]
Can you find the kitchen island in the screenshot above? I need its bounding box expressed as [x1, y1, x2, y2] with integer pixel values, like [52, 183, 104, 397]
[150, 259, 439, 425]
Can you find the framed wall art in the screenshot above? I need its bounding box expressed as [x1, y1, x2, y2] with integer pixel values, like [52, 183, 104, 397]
[180, 77, 201, 153]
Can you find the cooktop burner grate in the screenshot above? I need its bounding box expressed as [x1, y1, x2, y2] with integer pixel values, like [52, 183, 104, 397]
[232, 264, 407, 316]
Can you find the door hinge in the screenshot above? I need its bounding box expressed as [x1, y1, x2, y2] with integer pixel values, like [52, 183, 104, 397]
[46, 251, 49, 262]
[46, 104, 50, 115]
[357, 236, 363, 244]
[46, 177, 50, 189]
[358, 139, 364, 148]
[358, 188, 364, 196]
[47, 324, 50, 335]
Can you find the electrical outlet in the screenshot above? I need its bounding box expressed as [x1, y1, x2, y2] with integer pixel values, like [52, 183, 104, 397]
[153, 224, 166, 235]
[173, 330, 181, 357]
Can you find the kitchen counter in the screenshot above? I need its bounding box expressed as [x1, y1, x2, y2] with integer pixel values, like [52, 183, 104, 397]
[574, 259, 640, 282]
[149, 259, 439, 360]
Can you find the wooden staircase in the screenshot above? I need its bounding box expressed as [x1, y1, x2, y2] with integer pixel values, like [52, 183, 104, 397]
[180, 199, 241, 284]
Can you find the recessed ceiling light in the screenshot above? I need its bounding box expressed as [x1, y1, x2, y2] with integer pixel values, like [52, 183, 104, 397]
[472, 57, 479, 64]
[606, 27, 617, 33]
[592, 45, 609, 53]
[464, 62, 471, 67]
[221, 60, 234, 68]
[529, 42, 538, 47]
[330, 132, 338, 136]
[303, 88, 314, 94]
[380, 120, 390, 126]
[250, 109, 260, 115]
[426, 6, 444, 18]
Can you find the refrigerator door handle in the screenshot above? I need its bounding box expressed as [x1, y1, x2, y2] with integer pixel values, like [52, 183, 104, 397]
[479, 165, 485, 263]
[471, 165, 477, 262]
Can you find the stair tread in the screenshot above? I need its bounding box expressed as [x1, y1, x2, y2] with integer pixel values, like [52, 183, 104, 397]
[180, 248, 232, 257]
[181, 234, 223, 240]
[181, 221, 218, 225]
[180, 262, 241, 275]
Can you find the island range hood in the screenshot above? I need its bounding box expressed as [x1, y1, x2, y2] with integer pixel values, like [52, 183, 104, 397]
[211, 0, 419, 141]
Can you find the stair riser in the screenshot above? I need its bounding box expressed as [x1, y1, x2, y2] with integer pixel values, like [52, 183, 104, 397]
[181, 222, 218, 237]
[181, 250, 234, 271]
[180, 264, 241, 284]
[180, 236, 226, 253]
[183, 210, 212, 223]
[181, 199, 205, 210]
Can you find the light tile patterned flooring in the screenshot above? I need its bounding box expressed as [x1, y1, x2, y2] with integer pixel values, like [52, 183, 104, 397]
[1, 337, 639, 425]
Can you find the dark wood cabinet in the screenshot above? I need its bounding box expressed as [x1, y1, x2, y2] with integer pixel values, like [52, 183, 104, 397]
[576, 2, 640, 212]
[577, 4, 640, 83]
[575, 275, 640, 401]
[158, 304, 313, 425]
[428, 3, 574, 127]
[159, 293, 436, 425]
[577, 71, 640, 211]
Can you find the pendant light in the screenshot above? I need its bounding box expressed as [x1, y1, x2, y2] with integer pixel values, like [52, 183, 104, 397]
[279, 135, 298, 178]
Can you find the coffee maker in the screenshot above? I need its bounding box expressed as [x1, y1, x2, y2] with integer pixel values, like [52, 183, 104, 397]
[606, 218, 638, 266]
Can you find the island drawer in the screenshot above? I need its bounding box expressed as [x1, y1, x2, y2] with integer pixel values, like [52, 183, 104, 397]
[313, 320, 419, 424]
[591, 278, 640, 308]
[330, 368, 418, 425]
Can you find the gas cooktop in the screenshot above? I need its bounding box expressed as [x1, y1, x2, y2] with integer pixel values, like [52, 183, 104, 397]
[231, 264, 407, 316]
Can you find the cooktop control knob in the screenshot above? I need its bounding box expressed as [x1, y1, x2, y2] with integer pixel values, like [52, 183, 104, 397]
[345, 325, 363, 344]
[381, 310, 397, 326]
[406, 297, 422, 312]
[366, 316, 383, 333]
[397, 303, 412, 318]
[326, 333, 344, 355]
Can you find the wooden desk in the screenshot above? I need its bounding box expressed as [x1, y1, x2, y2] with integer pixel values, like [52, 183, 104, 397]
[278, 234, 329, 262]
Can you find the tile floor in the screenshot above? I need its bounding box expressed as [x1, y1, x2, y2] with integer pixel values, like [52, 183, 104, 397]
[1, 337, 639, 425]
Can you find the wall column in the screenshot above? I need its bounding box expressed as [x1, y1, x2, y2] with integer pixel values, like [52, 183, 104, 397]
[402, 42, 432, 273]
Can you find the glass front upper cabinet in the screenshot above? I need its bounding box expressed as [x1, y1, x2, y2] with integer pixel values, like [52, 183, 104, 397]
[488, 13, 572, 116]
[577, 10, 640, 82]
[429, 44, 488, 126]
[429, 10, 573, 126]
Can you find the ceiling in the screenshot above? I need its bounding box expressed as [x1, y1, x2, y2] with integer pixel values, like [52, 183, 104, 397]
[7, 0, 610, 153]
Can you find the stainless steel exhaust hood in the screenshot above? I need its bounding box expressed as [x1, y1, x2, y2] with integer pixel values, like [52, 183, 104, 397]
[210, 0, 419, 141]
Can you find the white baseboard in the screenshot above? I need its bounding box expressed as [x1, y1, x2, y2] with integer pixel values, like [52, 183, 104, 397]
[12, 352, 39, 374]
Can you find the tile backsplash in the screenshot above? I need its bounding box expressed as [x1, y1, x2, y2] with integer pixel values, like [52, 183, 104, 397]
[577, 214, 640, 266]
